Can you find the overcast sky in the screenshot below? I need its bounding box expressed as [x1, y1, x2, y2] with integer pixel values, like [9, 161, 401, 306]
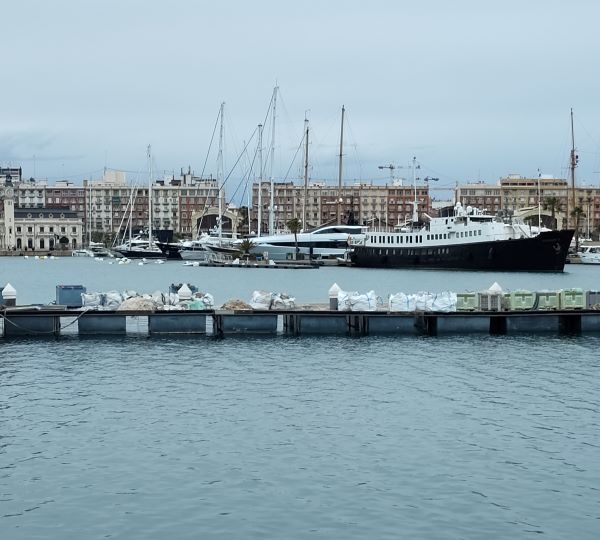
[3, 0, 600, 198]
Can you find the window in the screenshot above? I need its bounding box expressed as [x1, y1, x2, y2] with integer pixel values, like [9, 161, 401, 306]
[27, 226, 33, 233]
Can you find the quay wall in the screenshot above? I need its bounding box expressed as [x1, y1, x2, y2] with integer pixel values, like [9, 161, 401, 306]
[1, 308, 600, 339]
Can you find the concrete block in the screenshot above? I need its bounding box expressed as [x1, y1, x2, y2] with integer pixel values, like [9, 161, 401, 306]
[297, 314, 348, 335]
[78, 314, 126, 335]
[148, 313, 207, 334]
[366, 315, 420, 335]
[581, 313, 600, 333]
[506, 314, 559, 333]
[436, 315, 490, 334]
[221, 314, 278, 334]
[3, 315, 58, 337]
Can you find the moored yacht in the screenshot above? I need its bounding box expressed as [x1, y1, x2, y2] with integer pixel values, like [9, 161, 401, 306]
[349, 203, 574, 271]
[243, 224, 367, 261]
[577, 245, 600, 264]
[113, 234, 165, 259]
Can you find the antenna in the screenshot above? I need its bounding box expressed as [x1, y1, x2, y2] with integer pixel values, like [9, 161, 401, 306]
[569, 108, 578, 228]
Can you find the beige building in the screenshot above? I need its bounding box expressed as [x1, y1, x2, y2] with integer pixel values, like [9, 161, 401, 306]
[456, 174, 600, 233]
[6, 169, 223, 240]
[13, 208, 83, 251]
[251, 180, 432, 233]
[0, 183, 84, 252]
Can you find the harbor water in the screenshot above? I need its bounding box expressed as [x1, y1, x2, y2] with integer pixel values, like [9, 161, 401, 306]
[1, 256, 600, 306]
[1, 258, 600, 539]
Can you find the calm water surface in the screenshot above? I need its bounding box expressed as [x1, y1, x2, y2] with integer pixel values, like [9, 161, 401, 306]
[1, 257, 600, 305]
[1, 336, 599, 539]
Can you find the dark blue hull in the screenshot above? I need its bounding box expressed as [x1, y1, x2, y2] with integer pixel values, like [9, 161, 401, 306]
[350, 230, 574, 271]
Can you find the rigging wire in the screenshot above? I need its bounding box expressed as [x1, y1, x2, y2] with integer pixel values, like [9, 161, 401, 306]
[199, 107, 222, 181]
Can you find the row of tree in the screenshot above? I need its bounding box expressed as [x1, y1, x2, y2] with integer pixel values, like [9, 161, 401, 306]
[543, 196, 587, 250]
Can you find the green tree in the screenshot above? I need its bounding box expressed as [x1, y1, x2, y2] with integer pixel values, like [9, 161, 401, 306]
[238, 238, 253, 259]
[287, 218, 302, 260]
[543, 196, 561, 229]
[571, 206, 585, 252]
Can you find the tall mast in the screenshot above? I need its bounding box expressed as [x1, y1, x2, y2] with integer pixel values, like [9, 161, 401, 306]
[88, 180, 92, 247]
[412, 156, 419, 223]
[337, 105, 345, 224]
[303, 117, 309, 230]
[217, 102, 225, 240]
[269, 86, 278, 235]
[257, 123, 263, 237]
[147, 144, 152, 246]
[537, 168, 542, 231]
[570, 107, 577, 227]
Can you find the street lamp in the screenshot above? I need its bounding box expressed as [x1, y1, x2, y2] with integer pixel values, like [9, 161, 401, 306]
[586, 196, 592, 239]
[423, 177, 438, 214]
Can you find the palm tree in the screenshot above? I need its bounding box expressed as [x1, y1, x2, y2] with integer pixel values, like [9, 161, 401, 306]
[543, 196, 561, 229]
[287, 217, 302, 260]
[238, 238, 253, 260]
[571, 206, 585, 252]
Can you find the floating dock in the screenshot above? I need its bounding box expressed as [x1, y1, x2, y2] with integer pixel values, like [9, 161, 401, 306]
[183, 261, 319, 269]
[1, 307, 600, 338]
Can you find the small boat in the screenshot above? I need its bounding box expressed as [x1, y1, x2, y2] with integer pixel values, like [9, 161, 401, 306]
[89, 241, 113, 258]
[72, 249, 94, 257]
[113, 234, 166, 259]
[577, 245, 600, 264]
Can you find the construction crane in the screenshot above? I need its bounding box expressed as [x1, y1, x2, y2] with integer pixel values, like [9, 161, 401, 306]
[378, 164, 397, 183]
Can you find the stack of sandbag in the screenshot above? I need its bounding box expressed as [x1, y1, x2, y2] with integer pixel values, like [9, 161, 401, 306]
[117, 296, 157, 311]
[81, 292, 103, 309]
[388, 292, 415, 312]
[271, 293, 295, 310]
[388, 291, 457, 312]
[221, 299, 252, 310]
[337, 289, 382, 311]
[248, 290, 296, 310]
[179, 292, 215, 310]
[431, 291, 457, 312]
[80, 286, 216, 311]
[103, 290, 123, 310]
[250, 290, 273, 310]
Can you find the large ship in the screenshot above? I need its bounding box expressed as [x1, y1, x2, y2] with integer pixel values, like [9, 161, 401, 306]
[349, 203, 574, 271]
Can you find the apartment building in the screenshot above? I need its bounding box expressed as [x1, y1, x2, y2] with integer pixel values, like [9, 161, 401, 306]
[456, 174, 600, 232]
[251, 180, 432, 233]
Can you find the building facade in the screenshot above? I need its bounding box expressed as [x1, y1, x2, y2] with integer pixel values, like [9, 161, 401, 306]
[456, 174, 600, 233]
[251, 180, 432, 234]
[12, 208, 83, 251]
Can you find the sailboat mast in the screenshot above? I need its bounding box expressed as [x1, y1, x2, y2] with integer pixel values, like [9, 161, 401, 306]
[303, 117, 309, 230]
[217, 102, 225, 240]
[337, 105, 345, 225]
[411, 156, 419, 224]
[257, 123, 263, 237]
[570, 107, 577, 227]
[269, 86, 278, 235]
[88, 180, 92, 247]
[537, 168, 542, 231]
[147, 144, 152, 246]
